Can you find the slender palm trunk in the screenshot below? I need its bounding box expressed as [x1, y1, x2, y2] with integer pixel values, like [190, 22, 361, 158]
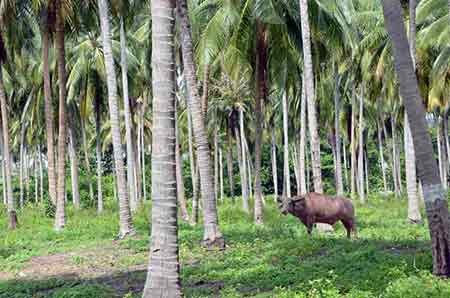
[299, 0, 323, 193]
[19, 123, 26, 208]
[365, 149, 369, 195]
[334, 73, 343, 195]
[177, 0, 224, 247]
[98, 0, 134, 238]
[95, 90, 103, 213]
[201, 64, 210, 117]
[343, 139, 348, 191]
[81, 121, 94, 201]
[143, 0, 182, 295]
[350, 86, 357, 198]
[141, 104, 147, 201]
[120, 17, 138, 212]
[55, 3, 67, 231]
[377, 113, 388, 192]
[0, 131, 5, 205]
[405, 113, 421, 223]
[0, 66, 15, 229]
[358, 85, 365, 203]
[239, 109, 250, 211]
[68, 126, 80, 209]
[214, 128, 219, 201]
[391, 116, 401, 197]
[187, 108, 199, 224]
[254, 20, 266, 224]
[34, 152, 38, 203]
[382, 0, 450, 276]
[227, 125, 234, 200]
[271, 129, 278, 201]
[299, 76, 307, 195]
[175, 100, 190, 222]
[282, 90, 291, 198]
[42, 17, 56, 206]
[38, 144, 43, 202]
[219, 148, 224, 201]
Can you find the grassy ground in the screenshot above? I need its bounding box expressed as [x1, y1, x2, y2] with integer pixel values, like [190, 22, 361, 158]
[1, 196, 450, 297]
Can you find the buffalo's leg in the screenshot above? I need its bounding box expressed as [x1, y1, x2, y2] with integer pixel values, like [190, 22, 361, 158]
[342, 219, 353, 239]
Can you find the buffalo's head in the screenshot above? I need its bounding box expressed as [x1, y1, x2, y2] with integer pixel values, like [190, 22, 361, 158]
[278, 195, 306, 215]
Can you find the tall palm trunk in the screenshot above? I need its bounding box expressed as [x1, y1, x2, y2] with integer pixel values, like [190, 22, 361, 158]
[343, 139, 348, 190]
[95, 89, 103, 213]
[271, 129, 278, 201]
[42, 16, 56, 205]
[177, 0, 224, 248]
[187, 108, 199, 224]
[282, 89, 291, 198]
[68, 126, 80, 209]
[81, 121, 94, 201]
[214, 128, 219, 201]
[391, 116, 401, 197]
[358, 85, 365, 203]
[34, 152, 38, 202]
[141, 104, 147, 201]
[38, 144, 44, 202]
[226, 125, 234, 200]
[239, 109, 250, 211]
[0, 65, 16, 229]
[19, 123, 26, 208]
[405, 113, 421, 223]
[0, 129, 6, 205]
[350, 86, 357, 197]
[377, 110, 388, 192]
[219, 148, 224, 201]
[98, 0, 134, 238]
[201, 64, 210, 117]
[254, 20, 266, 224]
[299, 0, 323, 193]
[175, 100, 190, 222]
[143, 0, 182, 295]
[382, 0, 450, 277]
[334, 73, 343, 195]
[54, 2, 67, 231]
[299, 76, 307, 195]
[409, 0, 417, 68]
[120, 17, 138, 212]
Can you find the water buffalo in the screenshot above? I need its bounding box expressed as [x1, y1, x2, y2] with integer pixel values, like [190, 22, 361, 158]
[278, 192, 356, 238]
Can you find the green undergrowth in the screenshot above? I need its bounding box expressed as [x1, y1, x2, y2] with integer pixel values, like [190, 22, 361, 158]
[1, 196, 450, 297]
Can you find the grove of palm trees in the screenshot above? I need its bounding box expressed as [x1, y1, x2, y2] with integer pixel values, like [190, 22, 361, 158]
[1, 0, 450, 297]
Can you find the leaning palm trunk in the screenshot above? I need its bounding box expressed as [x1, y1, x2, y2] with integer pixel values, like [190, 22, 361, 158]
[175, 100, 190, 222]
[334, 73, 343, 195]
[187, 108, 199, 224]
[95, 91, 103, 213]
[68, 126, 80, 209]
[143, 0, 182, 295]
[382, 0, 450, 277]
[239, 109, 250, 211]
[282, 89, 291, 198]
[98, 0, 134, 238]
[177, 0, 224, 247]
[55, 3, 67, 231]
[254, 20, 266, 224]
[41, 17, 57, 205]
[0, 65, 16, 229]
[405, 113, 421, 223]
[299, 76, 307, 195]
[271, 129, 278, 201]
[299, 0, 323, 194]
[120, 17, 138, 212]
[358, 85, 365, 203]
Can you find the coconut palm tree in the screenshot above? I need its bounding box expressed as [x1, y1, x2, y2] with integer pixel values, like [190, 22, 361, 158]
[97, 0, 135, 239]
[143, 0, 182, 296]
[381, 0, 450, 277]
[177, 0, 224, 248]
[0, 34, 16, 229]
